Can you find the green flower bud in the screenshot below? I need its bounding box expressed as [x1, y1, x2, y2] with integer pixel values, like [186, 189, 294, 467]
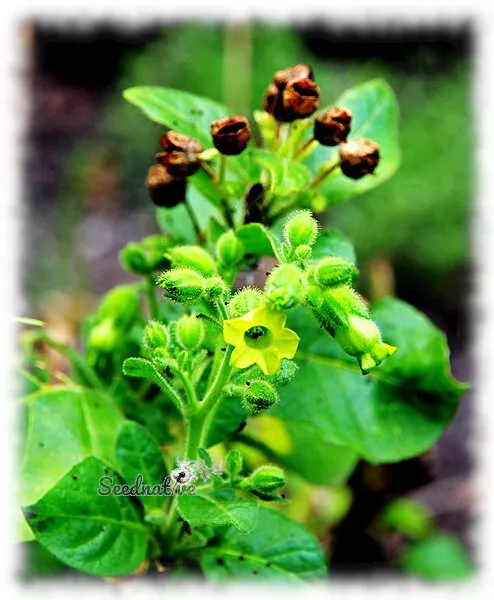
[295, 244, 312, 261]
[334, 314, 397, 373]
[119, 243, 149, 275]
[248, 465, 287, 493]
[143, 320, 169, 351]
[176, 315, 205, 350]
[265, 264, 305, 310]
[314, 257, 359, 288]
[203, 276, 230, 302]
[88, 317, 118, 352]
[226, 450, 243, 478]
[99, 285, 140, 329]
[141, 235, 172, 271]
[268, 359, 299, 385]
[157, 268, 205, 304]
[165, 246, 217, 277]
[241, 380, 280, 414]
[216, 230, 245, 266]
[284, 210, 319, 248]
[228, 288, 264, 318]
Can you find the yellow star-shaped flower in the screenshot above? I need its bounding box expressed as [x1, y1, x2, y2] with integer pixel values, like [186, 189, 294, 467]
[223, 304, 300, 375]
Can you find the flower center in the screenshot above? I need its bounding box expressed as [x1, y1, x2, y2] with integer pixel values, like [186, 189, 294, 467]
[244, 326, 273, 350]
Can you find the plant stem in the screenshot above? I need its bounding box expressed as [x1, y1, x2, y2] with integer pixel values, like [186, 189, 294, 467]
[310, 160, 341, 189]
[145, 276, 159, 320]
[218, 154, 227, 185]
[184, 201, 204, 244]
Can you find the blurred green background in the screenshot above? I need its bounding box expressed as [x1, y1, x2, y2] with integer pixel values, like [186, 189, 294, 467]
[24, 21, 472, 574]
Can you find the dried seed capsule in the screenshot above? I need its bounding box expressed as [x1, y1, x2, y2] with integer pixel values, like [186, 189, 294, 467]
[157, 131, 203, 177]
[281, 77, 320, 121]
[146, 164, 187, 208]
[339, 139, 380, 180]
[263, 82, 280, 116]
[273, 64, 314, 90]
[210, 116, 251, 156]
[314, 107, 353, 146]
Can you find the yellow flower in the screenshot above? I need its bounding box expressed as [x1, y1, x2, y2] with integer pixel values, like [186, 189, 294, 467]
[223, 304, 300, 375]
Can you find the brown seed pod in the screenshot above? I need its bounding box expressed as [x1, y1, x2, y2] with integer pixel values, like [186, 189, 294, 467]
[273, 64, 314, 90]
[280, 77, 320, 121]
[210, 116, 251, 156]
[314, 107, 353, 146]
[339, 139, 380, 180]
[146, 164, 187, 208]
[157, 131, 203, 177]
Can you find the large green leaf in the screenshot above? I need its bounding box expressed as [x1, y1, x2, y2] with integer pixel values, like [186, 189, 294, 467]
[235, 222, 280, 259]
[400, 533, 474, 581]
[199, 506, 327, 581]
[311, 228, 357, 264]
[205, 393, 248, 448]
[304, 79, 400, 205]
[23, 457, 149, 577]
[277, 298, 467, 464]
[116, 421, 168, 512]
[178, 490, 258, 533]
[20, 387, 124, 506]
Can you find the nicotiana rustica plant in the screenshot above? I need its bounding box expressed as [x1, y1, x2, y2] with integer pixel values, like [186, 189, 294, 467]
[19, 64, 469, 583]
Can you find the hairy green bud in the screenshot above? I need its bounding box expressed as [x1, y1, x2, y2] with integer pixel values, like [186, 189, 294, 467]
[203, 276, 230, 302]
[334, 314, 396, 373]
[176, 315, 205, 350]
[314, 257, 359, 288]
[157, 268, 205, 304]
[120, 236, 171, 276]
[143, 320, 169, 351]
[88, 317, 118, 353]
[284, 210, 319, 248]
[295, 244, 312, 261]
[165, 245, 217, 277]
[226, 449, 243, 478]
[98, 285, 140, 329]
[119, 243, 149, 275]
[265, 264, 305, 310]
[228, 288, 264, 318]
[216, 230, 245, 266]
[247, 465, 287, 493]
[241, 380, 280, 414]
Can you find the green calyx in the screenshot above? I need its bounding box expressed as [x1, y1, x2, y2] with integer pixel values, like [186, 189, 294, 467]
[245, 465, 287, 493]
[216, 230, 245, 267]
[241, 380, 280, 414]
[143, 320, 170, 352]
[203, 276, 230, 302]
[176, 315, 205, 351]
[165, 245, 217, 277]
[265, 264, 305, 310]
[228, 288, 264, 318]
[314, 256, 359, 288]
[157, 268, 206, 304]
[284, 210, 319, 248]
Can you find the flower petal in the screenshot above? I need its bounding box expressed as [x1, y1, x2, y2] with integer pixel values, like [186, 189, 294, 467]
[271, 328, 300, 359]
[252, 304, 287, 330]
[256, 350, 281, 376]
[223, 318, 250, 345]
[230, 346, 256, 369]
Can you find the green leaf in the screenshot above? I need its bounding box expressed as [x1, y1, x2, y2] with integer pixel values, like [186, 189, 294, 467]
[278, 298, 467, 464]
[205, 392, 248, 448]
[123, 357, 177, 402]
[23, 457, 149, 577]
[236, 223, 280, 259]
[311, 228, 357, 264]
[400, 533, 474, 581]
[18, 509, 35, 542]
[20, 387, 124, 505]
[380, 498, 433, 540]
[251, 149, 312, 196]
[116, 421, 167, 512]
[199, 506, 327, 581]
[178, 490, 258, 533]
[305, 79, 400, 205]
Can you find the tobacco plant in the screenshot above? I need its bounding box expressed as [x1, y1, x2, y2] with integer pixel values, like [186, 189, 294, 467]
[19, 64, 468, 582]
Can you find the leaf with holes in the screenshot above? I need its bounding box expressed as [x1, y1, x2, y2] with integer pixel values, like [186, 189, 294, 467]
[23, 457, 149, 577]
[199, 506, 327, 581]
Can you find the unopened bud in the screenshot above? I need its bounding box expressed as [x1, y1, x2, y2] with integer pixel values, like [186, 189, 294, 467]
[339, 139, 380, 180]
[120, 243, 149, 275]
[226, 450, 243, 478]
[203, 276, 230, 302]
[156, 268, 205, 304]
[295, 244, 312, 261]
[314, 107, 353, 146]
[165, 245, 217, 277]
[176, 315, 205, 351]
[228, 289, 264, 318]
[247, 465, 286, 493]
[99, 285, 140, 329]
[146, 164, 187, 208]
[211, 116, 251, 156]
[216, 230, 245, 266]
[157, 131, 203, 177]
[88, 317, 118, 353]
[143, 320, 170, 351]
[314, 257, 359, 288]
[265, 264, 305, 310]
[241, 380, 280, 414]
[284, 210, 319, 247]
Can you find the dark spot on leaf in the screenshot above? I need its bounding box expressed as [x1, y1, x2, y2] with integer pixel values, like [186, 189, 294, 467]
[38, 442, 45, 448]
[104, 469, 109, 475]
[266, 561, 271, 567]
[82, 510, 88, 515]
[221, 347, 226, 352]
[25, 512, 37, 520]
[216, 557, 225, 566]
[177, 516, 185, 523]
[245, 381, 251, 386]
[281, 494, 286, 499]
[253, 569, 259, 575]
[72, 474, 78, 480]
[238, 554, 245, 561]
